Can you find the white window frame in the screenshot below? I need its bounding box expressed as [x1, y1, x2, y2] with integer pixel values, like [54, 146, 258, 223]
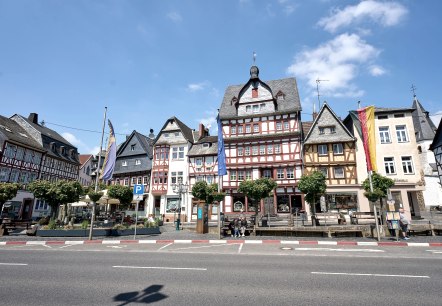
[277, 169, 284, 179]
[253, 124, 259, 133]
[252, 105, 259, 113]
[396, 125, 409, 143]
[122, 161, 127, 167]
[379, 127, 391, 144]
[230, 170, 237, 181]
[231, 126, 236, 134]
[238, 147, 244, 156]
[245, 124, 251, 133]
[276, 122, 282, 131]
[401, 156, 414, 174]
[318, 144, 328, 156]
[333, 143, 343, 155]
[286, 168, 294, 179]
[135, 159, 141, 165]
[319, 167, 328, 178]
[334, 167, 344, 178]
[384, 157, 396, 174]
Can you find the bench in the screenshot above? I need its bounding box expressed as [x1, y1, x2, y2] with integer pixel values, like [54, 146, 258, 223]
[351, 212, 376, 225]
[408, 223, 435, 236]
[313, 213, 343, 226]
[222, 219, 254, 237]
[255, 226, 365, 238]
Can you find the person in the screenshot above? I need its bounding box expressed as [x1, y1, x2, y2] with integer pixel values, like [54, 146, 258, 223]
[240, 217, 248, 237]
[233, 218, 240, 238]
[399, 208, 410, 240]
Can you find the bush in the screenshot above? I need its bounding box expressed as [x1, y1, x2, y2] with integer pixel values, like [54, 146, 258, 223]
[48, 219, 57, 230]
[145, 221, 158, 228]
[81, 220, 89, 229]
[112, 224, 127, 230]
[38, 217, 50, 226]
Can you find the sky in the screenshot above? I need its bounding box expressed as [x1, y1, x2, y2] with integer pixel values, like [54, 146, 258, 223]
[1, 0, 441, 155]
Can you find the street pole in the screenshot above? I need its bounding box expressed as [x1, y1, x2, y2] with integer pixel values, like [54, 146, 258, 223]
[368, 170, 381, 242]
[134, 200, 139, 240]
[218, 175, 221, 240]
[89, 106, 107, 241]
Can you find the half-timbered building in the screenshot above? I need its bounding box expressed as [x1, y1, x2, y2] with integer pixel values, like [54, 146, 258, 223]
[78, 154, 93, 187]
[148, 117, 194, 221]
[429, 118, 442, 191]
[111, 130, 154, 216]
[218, 66, 303, 217]
[302, 102, 358, 214]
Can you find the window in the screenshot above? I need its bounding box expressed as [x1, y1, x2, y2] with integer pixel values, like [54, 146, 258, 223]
[172, 147, 185, 159]
[276, 122, 282, 131]
[274, 144, 281, 154]
[260, 103, 265, 110]
[396, 125, 408, 142]
[333, 143, 343, 155]
[319, 167, 328, 177]
[253, 124, 259, 133]
[252, 146, 258, 155]
[143, 176, 148, 184]
[252, 105, 259, 113]
[238, 171, 245, 181]
[284, 121, 289, 130]
[124, 178, 129, 186]
[267, 144, 273, 154]
[263, 169, 272, 178]
[174, 132, 179, 137]
[330, 126, 336, 134]
[122, 161, 127, 167]
[260, 145, 266, 155]
[246, 170, 252, 180]
[135, 159, 141, 165]
[394, 113, 404, 118]
[245, 146, 250, 156]
[277, 169, 284, 179]
[402, 156, 414, 174]
[238, 125, 243, 134]
[319, 127, 325, 134]
[318, 144, 328, 155]
[164, 133, 169, 137]
[238, 147, 244, 156]
[131, 144, 136, 151]
[378, 115, 388, 120]
[286, 168, 294, 179]
[137, 177, 142, 184]
[384, 157, 396, 174]
[379, 127, 391, 143]
[207, 176, 213, 184]
[246, 105, 251, 113]
[196, 158, 202, 167]
[131, 177, 136, 185]
[205, 156, 213, 165]
[245, 125, 251, 133]
[231, 126, 237, 134]
[230, 170, 237, 181]
[334, 167, 344, 178]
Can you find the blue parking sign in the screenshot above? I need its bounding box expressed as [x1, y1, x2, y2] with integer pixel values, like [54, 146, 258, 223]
[133, 184, 144, 195]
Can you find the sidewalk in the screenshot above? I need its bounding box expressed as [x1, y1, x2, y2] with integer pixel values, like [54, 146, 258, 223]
[2, 223, 442, 246]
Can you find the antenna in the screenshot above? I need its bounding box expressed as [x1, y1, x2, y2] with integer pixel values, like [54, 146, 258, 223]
[316, 78, 329, 110]
[411, 84, 417, 98]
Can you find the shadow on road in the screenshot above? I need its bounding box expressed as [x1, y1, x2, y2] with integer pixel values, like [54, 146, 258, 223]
[113, 284, 167, 305]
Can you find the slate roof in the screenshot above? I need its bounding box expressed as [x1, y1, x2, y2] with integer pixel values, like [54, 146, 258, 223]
[430, 118, 442, 151]
[0, 115, 43, 150]
[219, 67, 302, 119]
[411, 97, 437, 141]
[113, 130, 153, 175]
[301, 121, 313, 139]
[374, 107, 415, 114]
[154, 117, 195, 145]
[187, 135, 218, 156]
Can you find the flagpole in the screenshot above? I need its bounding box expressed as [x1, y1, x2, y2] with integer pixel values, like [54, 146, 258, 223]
[368, 170, 381, 242]
[218, 175, 221, 240]
[89, 106, 107, 240]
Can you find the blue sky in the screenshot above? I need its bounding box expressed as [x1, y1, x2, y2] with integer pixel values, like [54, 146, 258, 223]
[1, 0, 441, 155]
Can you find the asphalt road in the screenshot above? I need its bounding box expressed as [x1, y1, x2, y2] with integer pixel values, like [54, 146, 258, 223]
[1, 243, 441, 305]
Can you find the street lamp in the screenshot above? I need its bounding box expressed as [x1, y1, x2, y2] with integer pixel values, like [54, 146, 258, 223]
[172, 181, 188, 231]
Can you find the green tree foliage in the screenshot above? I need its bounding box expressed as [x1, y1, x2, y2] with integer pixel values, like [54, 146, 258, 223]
[0, 182, 20, 212]
[362, 172, 394, 202]
[107, 185, 133, 206]
[297, 171, 327, 215]
[238, 178, 277, 218]
[191, 181, 225, 204]
[28, 180, 83, 219]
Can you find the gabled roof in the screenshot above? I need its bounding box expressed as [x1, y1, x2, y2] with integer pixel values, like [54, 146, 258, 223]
[187, 135, 218, 156]
[219, 66, 302, 119]
[411, 96, 437, 141]
[154, 116, 194, 145]
[79, 154, 93, 166]
[430, 117, 442, 151]
[0, 115, 44, 150]
[116, 130, 153, 159]
[304, 102, 355, 144]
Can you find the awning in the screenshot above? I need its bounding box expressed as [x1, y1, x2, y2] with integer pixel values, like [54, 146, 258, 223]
[70, 201, 90, 207]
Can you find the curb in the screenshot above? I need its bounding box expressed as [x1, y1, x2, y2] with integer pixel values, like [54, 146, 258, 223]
[1, 240, 442, 247]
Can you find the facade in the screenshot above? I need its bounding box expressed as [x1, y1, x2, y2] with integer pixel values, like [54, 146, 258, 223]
[303, 103, 359, 214]
[411, 96, 442, 209]
[148, 117, 194, 221]
[187, 124, 221, 221]
[429, 118, 442, 191]
[345, 107, 425, 219]
[78, 154, 93, 186]
[111, 130, 154, 216]
[218, 66, 303, 216]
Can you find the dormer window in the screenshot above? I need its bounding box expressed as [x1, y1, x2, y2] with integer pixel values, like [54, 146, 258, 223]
[131, 144, 136, 151]
[135, 159, 141, 165]
[246, 105, 251, 113]
[276, 91, 285, 101]
[122, 161, 127, 167]
[252, 105, 259, 113]
[50, 142, 56, 152]
[202, 143, 210, 148]
[60, 146, 66, 155]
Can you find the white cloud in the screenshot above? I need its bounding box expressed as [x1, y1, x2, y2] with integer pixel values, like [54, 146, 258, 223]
[187, 81, 210, 92]
[167, 11, 182, 23]
[62, 132, 84, 146]
[287, 33, 379, 97]
[369, 65, 386, 76]
[278, 0, 298, 15]
[318, 0, 408, 33]
[62, 132, 100, 155]
[197, 110, 217, 134]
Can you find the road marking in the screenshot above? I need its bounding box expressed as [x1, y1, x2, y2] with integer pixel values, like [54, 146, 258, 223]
[113, 265, 207, 271]
[107, 245, 126, 249]
[157, 243, 173, 251]
[0, 263, 28, 266]
[426, 250, 442, 254]
[168, 244, 230, 251]
[295, 247, 384, 252]
[238, 243, 243, 254]
[58, 245, 74, 249]
[312, 272, 430, 278]
[102, 240, 120, 244]
[42, 245, 52, 249]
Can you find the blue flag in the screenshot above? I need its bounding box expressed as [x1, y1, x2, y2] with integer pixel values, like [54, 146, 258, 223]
[217, 114, 227, 176]
[100, 120, 117, 181]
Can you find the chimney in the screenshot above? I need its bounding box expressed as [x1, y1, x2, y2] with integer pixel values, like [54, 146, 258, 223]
[28, 113, 38, 124]
[199, 123, 205, 139]
[149, 128, 155, 139]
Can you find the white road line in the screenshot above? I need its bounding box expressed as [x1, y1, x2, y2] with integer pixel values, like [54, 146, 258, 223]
[113, 265, 207, 271]
[0, 263, 28, 266]
[42, 245, 52, 249]
[238, 243, 243, 254]
[157, 243, 173, 251]
[244, 240, 262, 244]
[426, 250, 442, 254]
[168, 244, 230, 251]
[407, 243, 430, 247]
[58, 245, 74, 249]
[295, 247, 384, 252]
[312, 272, 430, 278]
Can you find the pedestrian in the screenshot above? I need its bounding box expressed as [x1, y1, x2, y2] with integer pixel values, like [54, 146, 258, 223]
[399, 208, 410, 240]
[240, 217, 248, 237]
[233, 218, 240, 238]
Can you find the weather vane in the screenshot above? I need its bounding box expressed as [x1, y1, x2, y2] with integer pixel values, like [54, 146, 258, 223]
[253, 51, 256, 64]
[316, 78, 329, 110]
[411, 84, 417, 97]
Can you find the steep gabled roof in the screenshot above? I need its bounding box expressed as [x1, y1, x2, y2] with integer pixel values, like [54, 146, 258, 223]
[304, 102, 355, 144]
[79, 154, 93, 166]
[0, 115, 43, 150]
[187, 135, 218, 157]
[411, 97, 437, 141]
[154, 117, 194, 145]
[430, 118, 442, 151]
[116, 130, 153, 158]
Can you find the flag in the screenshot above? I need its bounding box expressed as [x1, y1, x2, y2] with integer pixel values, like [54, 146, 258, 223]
[354, 106, 377, 172]
[100, 120, 117, 181]
[217, 114, 227, 176]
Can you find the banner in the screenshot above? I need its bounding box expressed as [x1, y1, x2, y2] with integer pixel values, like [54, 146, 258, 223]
[100, 120, 117, 181]
[217, 114, 227, 176]
[356, 106, 377, 172]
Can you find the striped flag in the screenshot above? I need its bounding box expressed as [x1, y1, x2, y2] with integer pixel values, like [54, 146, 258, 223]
[100, 120, 117, 181]
[217, 114, 227, 176]
[356, 106, 377, 172]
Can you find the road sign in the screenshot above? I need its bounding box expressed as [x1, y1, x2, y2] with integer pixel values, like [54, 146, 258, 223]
[133, 194, 143, 201]
[133, 184, 144, 195]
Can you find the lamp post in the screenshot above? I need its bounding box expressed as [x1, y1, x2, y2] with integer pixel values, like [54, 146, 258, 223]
[172, 181, 188, 231]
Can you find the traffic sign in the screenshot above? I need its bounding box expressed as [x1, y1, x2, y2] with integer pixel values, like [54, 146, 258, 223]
[133, 194, 143, 201]
[133, 184, 144, 195]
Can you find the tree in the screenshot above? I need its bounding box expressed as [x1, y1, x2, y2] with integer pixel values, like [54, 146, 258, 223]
[238, 178, 277, 222]
[107, 185, 133, 207]
[28, 180, 83, 219]
[298, 171, 327, 216]
[191, 181, 225, 204]
[362, 172, 394, 203]
[0, 182, 20, 215]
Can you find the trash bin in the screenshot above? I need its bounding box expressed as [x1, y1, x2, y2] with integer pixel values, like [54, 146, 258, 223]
[261, 219, 268, 227]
